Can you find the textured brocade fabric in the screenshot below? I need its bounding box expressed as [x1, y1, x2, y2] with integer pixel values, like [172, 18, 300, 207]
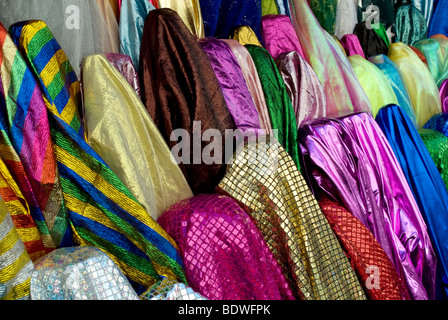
[158, 194, 296, 300]
[82, 54, 193, 221]
[199, 38, 263, 135]
[318, 197, 410, 300]
[217, 137, 365, 300]
[299, 113, 438, 300]
[139, 9, 237, 195]
[395, 4, 428, 46]
[412, 0, 434, 26]
[309, 0, 337, 34]
[415, 37, 448, 88]
[275, 51, 327, 128]
[0, 196, 34, 300]
[340, 34, 366, 58]
[158, 0, 205, 38]
[388, 42, 442, 128]
[232, 26, 263, 47]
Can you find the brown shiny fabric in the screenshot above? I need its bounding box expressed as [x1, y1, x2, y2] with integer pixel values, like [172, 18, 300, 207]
[318, 196, 410, 300]
[139, 9, 236, 194]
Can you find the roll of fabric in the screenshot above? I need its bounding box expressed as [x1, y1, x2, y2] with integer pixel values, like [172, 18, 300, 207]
[440, 80, 448, 112]
[299, 113, 438, 300]
[353, 21, 389, 58]
[232, 26, 263, 47]
[348, 55, 398, 117]
[334, 0, 358, 39]
[105, 53, 141, 98]
[428, 0, 448, 37]
[289, 0, 372, 118]
[376, 105, 448, 299]
[199, 38, 263, 136]
[395, 3, 428, 46]
[245, 45, 301, 170]
[158, 0, 205, 38]
[415, 37, 448, 88]
[30, 247, 140, 300]
[318, 196, 410, 300]
[340, 34, 366, 58]
[223, 40, 273, 135]
[139, 9, 237, 195]
[261, 14, 306, 60]
[309, 0, 337, 34]
[11, 20, 187, 294]
[158, 194, 296, 300]
[217, 136, 366, 300]
[0, 195, 34, 300]
[119, 0, 155, 73]
[424, 113, 448, 137]
[369, 54, 418, 127]
[275, 51, 327, 128]
[82, 54, 193, 221]
[388, 42, 442, 128]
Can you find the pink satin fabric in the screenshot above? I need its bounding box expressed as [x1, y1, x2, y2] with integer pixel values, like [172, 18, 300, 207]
[440, 79, 448, 113]
[340, 34, 366, 58]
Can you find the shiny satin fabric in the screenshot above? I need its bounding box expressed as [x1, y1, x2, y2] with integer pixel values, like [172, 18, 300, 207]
[275, 51, 327, 128]
[199, 0, 263, 44]
[232, 26, 263, 47]
[119, 0, 155, 73]
[424, 113, 448, 137]
[334, 0, 358, 39]
[340, 34, 366, 58]
[415, 37, 448, 88]
[261, 15, 305, 60]
[82, 54, 193, 221]
[372, 23, 391, 47]
[245, 45, 301, 170]
[223, 40, 273, 135]
[318, 196, 410, 300]
[139, 9, 237, 195]
[289, 0, 372, 118]
[158, 194, 296, 300]
[309, 0, 337, 34]
[395, 4, 428, 46]
[348, 55, 398, 117]
[299, 113, 438, 300]
[105, 53, 141, 97]
[262, 0, 279, 15]
[158, 0, 205, 38]
[353, 22, 389, 58]
[388, 42, 442, 128]
[369, 54, 418, 127]
[410, 45, 428, 64]
[428, 0, 448, 37]
[376, 105, 448, 299]
[412, 0, 434, 26]
[216, 136, 366, 300]
[199, 38, 263, 136]
[440, 80, 448, 112]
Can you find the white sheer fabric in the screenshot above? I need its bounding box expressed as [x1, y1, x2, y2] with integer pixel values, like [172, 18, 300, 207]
[334, 0, 358, 39]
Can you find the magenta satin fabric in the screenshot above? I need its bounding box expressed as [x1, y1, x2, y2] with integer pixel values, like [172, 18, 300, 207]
[440, 79, 448, 113]
[105, 53, 141, 97]
[199, 37, 264, 135]
[157, 194, 296, 300]
[299, 112, 437, 300]
[340, 34, 366, 58]
[275, 51, 326, 128]
[261, 14, 306, 60]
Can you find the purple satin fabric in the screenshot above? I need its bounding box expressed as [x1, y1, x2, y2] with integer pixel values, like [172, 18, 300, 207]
[223, 39, 273, 135]
[275, 51, 326, 128]
[440, 79, 448, 113]
[340, 34, 366, 58]
[199, 38, 264, 135]
[261, 14, 306, 60]
[157, 194, 296, 300]
[105, 53, 141, 97]
[299, 112, 437, 300]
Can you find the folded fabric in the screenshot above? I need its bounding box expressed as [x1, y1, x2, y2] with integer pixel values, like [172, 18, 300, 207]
[428, 0, 448, 38]
[415, 37, 448, 87]
[424, 113, 448, 136]
[395, 3, 428, 46]
[232, 26, 263, 47]
[440, 80, 448, 112]
[158, 0, 205, 38]
[340, 34, 366, 58]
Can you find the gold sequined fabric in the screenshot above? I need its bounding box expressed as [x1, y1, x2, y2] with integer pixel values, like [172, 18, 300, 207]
[217, 137, 366, 300]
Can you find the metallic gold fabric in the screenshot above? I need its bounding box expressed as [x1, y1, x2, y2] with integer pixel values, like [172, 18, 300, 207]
[159, 0, 205, 38]
[217, 137, 366, 300]
[232, 26, 263, 47]
[82, 54, 193, 220]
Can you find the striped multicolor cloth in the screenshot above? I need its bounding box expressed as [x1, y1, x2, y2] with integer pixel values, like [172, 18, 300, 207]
[9, 20, 187, 293]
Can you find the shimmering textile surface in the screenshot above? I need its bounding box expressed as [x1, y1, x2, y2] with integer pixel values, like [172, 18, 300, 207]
[369, 54, 418, 127]
[353, 22, 389, 58]
[158, 194, 296, 300]
[428, 0, 448, 37]
[261, 14, 305, 60]
[340, 34, 366, 58]
[348, 55, 398, 117]
[334, 0, 358, 39]
[31, 247, 139, 300]
[415, 37, 448, 87]
[232, 26, 263, 47]
[309, 0, 337, 34]
[290, 0, 372, 118]
[246, 45, 301, 170]
[410, 45, 428, 64]
[159, 0, 205, 38]
[140, 278, 207, 300]
[318, 196, 410, 300]
[13, 20, 187, 294]
[223, 40, 273, 134]
[275, 51, 327, 128]
[412, 0, 434, 26]
[105, 53, 141, 97]
[140, 9, 236, 195]
[424, 113, 448, 137]
[217, 137, 366, 300]
[199, 38, 263, 135]
[299, 113, 438, 300]
[119, 0, 155, 73]
[0, 196, 34, 300]
[395, 4, 428, 46]
[376, 105, 448, 299]
[388, 42, 442, 128]
[373, 23, 391, 47]
[82, 54, 193, 220]
[262, 0, 279, 15]
[440, 80, 448, 112]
